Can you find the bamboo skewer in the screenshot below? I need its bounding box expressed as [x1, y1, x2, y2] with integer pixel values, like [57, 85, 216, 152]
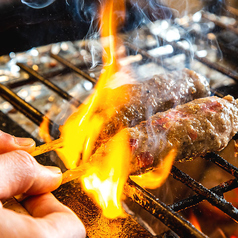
[31, 138, 64, 157]
[31, 138, 90, 184]
[61, 164, 90, 184]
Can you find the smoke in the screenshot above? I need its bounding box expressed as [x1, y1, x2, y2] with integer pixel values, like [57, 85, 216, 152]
[21, 0, 56, 9]
[73, 0, 100, 23]
[20, 0, 173, 32]
[73, 0, 174, 69]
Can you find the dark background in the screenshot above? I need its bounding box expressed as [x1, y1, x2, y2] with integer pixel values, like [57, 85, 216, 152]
[0, 0, 236, 56]
[0, 0, 175, 55]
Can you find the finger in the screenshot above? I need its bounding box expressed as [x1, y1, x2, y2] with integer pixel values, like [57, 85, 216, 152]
[24, 193, 86, 237]
[0, 194, 86, 238]
[0, 130, 35, 154]
[24, 193, 70, 217]
[0, 150, 62, 199]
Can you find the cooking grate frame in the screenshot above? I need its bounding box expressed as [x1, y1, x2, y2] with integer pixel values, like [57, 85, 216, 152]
[1, 13, 238, 237]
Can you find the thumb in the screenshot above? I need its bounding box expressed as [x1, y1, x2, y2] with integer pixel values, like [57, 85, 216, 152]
[0, 150, 62, 199]
[0, 130, 35, 154]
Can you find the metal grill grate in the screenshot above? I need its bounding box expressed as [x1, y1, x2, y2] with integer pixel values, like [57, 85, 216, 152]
[1, 9, 238, 238]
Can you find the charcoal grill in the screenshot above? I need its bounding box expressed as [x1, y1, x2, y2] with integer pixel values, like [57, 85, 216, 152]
[1, 1, 238, 237]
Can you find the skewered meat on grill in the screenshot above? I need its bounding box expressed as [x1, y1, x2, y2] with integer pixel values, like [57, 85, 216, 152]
[94, 69, 210, 151]
[92, 95, 238, 175]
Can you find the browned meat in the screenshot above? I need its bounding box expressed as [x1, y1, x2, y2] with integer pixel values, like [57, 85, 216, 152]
[94, 68, 210, 151]
[92, 95, 238, 175]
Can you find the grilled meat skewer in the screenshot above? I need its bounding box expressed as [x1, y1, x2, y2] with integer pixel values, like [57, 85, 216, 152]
[92, 95, 238, 175]
[94, 69, 210, 152]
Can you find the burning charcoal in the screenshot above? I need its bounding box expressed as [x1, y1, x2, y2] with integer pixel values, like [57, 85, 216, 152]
[94, 68, 210, 152]
[92, 95, 238, 175]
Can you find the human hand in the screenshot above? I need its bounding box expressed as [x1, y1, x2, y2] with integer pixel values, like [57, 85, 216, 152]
[0, 131, 86, 238]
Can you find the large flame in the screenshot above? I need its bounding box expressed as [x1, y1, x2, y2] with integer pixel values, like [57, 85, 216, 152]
[56, 0, 130, 218]
[39, 0, 176, 219]
[58, 0, 127, 169]
[82, 130, 130, 218]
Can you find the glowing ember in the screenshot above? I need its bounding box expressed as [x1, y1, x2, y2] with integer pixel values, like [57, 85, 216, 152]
[130, 149, 176, 189]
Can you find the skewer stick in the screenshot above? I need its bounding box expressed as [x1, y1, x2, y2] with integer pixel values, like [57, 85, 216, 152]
[7, 139, 88, 213]
[31, 138, 64, 157]
[61, 164, 90, 184]
[31, 138, 90, 184]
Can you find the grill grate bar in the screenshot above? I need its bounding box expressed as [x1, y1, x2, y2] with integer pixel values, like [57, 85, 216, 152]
[123, 41, 177, 71]
[171, 165, 238, 221]
[124, 33, 238, 82]
[5, 66, 78, 90]
[202, 12, 238, 36]
[169, 178, 238, 212]
[177, 23, 235, 72]
[17, 63, 80, 106]
[204, 152, 238, 178]
[50, 53, 97, 84]
[0, 83, 60, 136]
[124, 41, 163, 64]
[124, 178, 207, 238]
[156, 36, 238, 83]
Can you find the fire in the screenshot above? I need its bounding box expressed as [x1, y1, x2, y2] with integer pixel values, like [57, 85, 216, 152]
[39, 115, 52, 143]
[82, 130, 130, 218]
[38, 0, 175, 219]
[58, 0, 128, 169]
[37, 0, 177, 220]
[189, 212, 202, 232]
[55, 0, 130, 219]
[130, 149, 176, 189]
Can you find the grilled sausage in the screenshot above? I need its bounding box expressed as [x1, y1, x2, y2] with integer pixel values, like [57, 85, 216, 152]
[92, 95, 238, 175]
[94, 69, 210, 151]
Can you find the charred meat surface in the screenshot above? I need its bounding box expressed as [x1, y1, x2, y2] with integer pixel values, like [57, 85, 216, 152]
[92, 95, 238, 175]
[129, 95, 238, 174]
[94, 69, 210, 151]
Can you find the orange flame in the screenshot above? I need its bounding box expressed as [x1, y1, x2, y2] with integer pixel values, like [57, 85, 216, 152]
[39, 115, 52, 143]
[82, 130, 130, 218]
[38, 0, 129, 219]
[38, 0, 175, 220]
[53, 0, 131, 218]
[58, 0, 128, 169]
[189, 212, 202, 232]
[130, 149, 176, 189]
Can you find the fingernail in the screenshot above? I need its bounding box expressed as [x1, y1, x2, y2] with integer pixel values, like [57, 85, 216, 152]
[46, 166, 62, 175]
[14, 137, 35, 147]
